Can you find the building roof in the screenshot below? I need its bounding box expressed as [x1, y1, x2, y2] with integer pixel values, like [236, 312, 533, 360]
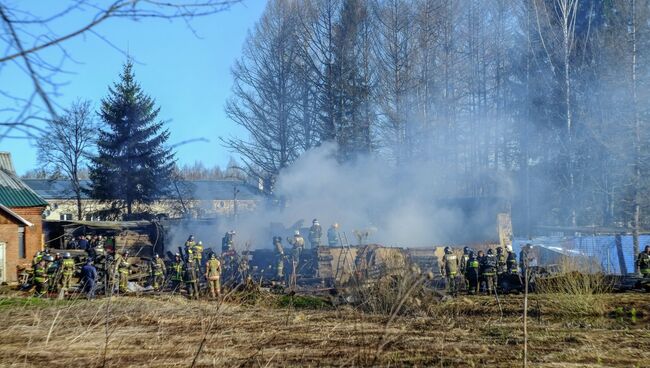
[0, 152, 48, 208]
[0, 203, 34, 226]
[23, 179, 264, 201]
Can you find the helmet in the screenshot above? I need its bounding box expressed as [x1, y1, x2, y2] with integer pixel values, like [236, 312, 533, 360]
[469, 251, 475, 257]
[210, 253, 217, 259]
[313, 218, 318, 223]
[43, 255, 54, 262]
[63, 252, 71, 259]
[487, 249, 494, 255]
[294, 230, 300, 236]
[188, 235, 194, 241]
[463, 246, 470, 254]
[496, 247, 503, 253]
[122, 250, 129, 256]
[175, 253, 181, 258]
[333, 223, 339, 228]
[154, 253, 159, 258]
[198, 241, 203, 245]
[444, 246, 452, 254]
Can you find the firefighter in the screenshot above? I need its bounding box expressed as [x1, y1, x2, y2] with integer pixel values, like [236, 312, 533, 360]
[222, 231, 235, 253]
[466, 251, 480, 295]
[273, 236, 285, 280]
[193, 241, 204, 274]
[460, 246, 470, 290]
[507, 249, 518, 275]
[117, 251, 130, 293]
[205, 253, 222, 298]
[170, 253, 184, 292]
[519, 244, 535, 278]
[287, 231, 305, 288]
[150, 254, 166, 291]
[185, 235, 196, 248]
[47, 253, 62, 293]
[32, 251, 43, 268]
[33, 258, 48, 297]
[496, 247, 507, 290]
[636, 245, 650, 278]
[327, 223, 340, 247]
[308, 219, 322, 248]
[61, 252, 75, 290]
[288, 230, 305, 263]
[481, 249, 497, 294]
[80, 259, 97, 299]
[184, 258, 199, 299]
[441, 247, 459, 295]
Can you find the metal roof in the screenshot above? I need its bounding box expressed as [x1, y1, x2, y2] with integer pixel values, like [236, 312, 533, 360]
[23, 179, 263, 201]
[0, 153, 48, 208]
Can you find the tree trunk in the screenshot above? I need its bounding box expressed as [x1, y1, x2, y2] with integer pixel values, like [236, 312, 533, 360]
[631, 0, 641, 260]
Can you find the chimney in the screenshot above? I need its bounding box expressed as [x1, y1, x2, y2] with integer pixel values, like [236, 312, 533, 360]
[0, 152, 15, 174]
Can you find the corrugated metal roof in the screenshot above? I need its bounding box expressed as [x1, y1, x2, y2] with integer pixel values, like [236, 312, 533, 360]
[0, 159, 48, 208]
[24, 179, 263, 201]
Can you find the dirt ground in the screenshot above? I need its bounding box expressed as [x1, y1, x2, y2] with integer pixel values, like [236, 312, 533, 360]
[0, 290, 647, 367]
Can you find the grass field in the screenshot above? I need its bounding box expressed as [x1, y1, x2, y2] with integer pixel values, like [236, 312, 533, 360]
[0, 289, 647, 367]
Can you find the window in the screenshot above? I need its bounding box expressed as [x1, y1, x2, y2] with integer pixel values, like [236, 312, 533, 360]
[18, 226, 25, 258]
[60, 213, 72, 221]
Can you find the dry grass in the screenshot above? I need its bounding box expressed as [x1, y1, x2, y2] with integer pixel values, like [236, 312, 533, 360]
[0, 289, 648, 367]
[536, 258, 615, 317]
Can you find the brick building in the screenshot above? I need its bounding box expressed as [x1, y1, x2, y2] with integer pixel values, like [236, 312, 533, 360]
[0, 152, 47, 283]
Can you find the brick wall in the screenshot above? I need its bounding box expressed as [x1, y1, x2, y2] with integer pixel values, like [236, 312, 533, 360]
[0, 206, 44, 283]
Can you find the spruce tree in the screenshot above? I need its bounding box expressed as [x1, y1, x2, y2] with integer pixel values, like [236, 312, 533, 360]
[89, 60, 175, 216]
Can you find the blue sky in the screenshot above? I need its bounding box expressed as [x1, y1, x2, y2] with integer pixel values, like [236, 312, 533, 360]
[1, 0, 267, 175]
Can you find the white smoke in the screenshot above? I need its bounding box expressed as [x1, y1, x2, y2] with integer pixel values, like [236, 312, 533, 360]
[231, 142, 512, 248]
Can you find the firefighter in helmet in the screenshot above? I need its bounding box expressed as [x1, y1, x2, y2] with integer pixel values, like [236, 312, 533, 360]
[441, 247, 459, 295]
[205, 253, 222, 298]
[308, 219, 322, 248]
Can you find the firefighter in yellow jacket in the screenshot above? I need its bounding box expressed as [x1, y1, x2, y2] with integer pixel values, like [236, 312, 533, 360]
[61, 252, 76, 289]
[205, 253, 222, 298]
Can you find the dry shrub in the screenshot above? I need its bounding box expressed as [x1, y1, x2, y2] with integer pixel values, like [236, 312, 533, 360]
[350, 269, 434, 316]
[536, 257, 613, 317]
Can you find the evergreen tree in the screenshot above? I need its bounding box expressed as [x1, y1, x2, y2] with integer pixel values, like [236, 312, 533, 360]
[89, 60, 175, 216]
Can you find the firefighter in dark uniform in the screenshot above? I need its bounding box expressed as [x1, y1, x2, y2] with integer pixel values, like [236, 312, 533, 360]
[636, 245, 650, 278]
[169, 253, 184, 292]
[184, 258, 199, 299]
[222, 231, 235, 253]
[308, 219, 322, 248]
[481, 249, 498, 294]
[441, 246, 459, 295]
[466, 251, 480, 295]
[507, 249, 518, 275]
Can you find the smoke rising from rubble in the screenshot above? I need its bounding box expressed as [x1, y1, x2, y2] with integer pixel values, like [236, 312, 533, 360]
[229, 142, 512, 249]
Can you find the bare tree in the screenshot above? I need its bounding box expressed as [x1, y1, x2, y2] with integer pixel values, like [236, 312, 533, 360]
[0, 1, 239, 141]
[222, 0, 302, 190]
[37, 100, 97, 220]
